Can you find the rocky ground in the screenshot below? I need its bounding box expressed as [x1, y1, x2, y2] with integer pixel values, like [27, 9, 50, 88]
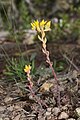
[0, 69, 80, 120]
[0, 38, 80, 120]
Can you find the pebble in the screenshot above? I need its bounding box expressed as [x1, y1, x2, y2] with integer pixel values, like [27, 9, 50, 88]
[62, 105, 68, 110]
[14, 105, 20, 110]
[78, 90, 80, 94]
[46, 116, 52, 120]
[38, 117, 45, 120]
[23, 31, 36, 45]
[45, 111, 51, 116]
[13, 114, 21, 120]
[7, 106, 13, 111]
[0, 114, 6, 118]
[68, 118, 75, 120]
[58, 111, 69, 119]
[21, 114, 26, 118]
[29, 95, 34, 100]
[47, 108, 52, 112]
[4, 97, 13, 103]
[0, 118, 3, 120]
[4, 118, 10, 120]
[75, 108, 80, 117]
[0, 106, 6, 112]
[52, 107, 60, 116]
[77, 117, 80, 120]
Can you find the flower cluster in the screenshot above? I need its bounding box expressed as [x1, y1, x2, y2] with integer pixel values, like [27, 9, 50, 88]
[31, 20, 51, 32]
[24, 65, 33, 87]
[31, 20, 51, 49]
[24, 65, 31, 73]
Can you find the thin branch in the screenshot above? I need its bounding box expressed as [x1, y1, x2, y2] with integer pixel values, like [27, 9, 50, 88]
[63, 54, 79, 71]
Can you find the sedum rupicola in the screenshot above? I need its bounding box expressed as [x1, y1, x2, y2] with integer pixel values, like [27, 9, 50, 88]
[31, 19, 51, 49]
[24, 65, 31, 73]
[24, 64, 47, 107]
[31, 19, 60, 106]
[24, 65, 33, 87]
[31, 19, 51, 32]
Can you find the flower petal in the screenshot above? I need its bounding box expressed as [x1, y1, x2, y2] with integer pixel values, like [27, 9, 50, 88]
[45, 21, 51, 31]
[40, 20, 47, 27]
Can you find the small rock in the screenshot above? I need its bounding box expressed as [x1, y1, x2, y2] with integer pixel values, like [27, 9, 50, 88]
[4, 97, 13, 103]
[4, 118, 10, 120]
[21, 114, 26, 119]
[12, 111, 18, 119]
[75, 108, 80, 117]
[7, 106, 13, 111]
[0, 87, 4, 94]
[14, 105, 20, 110]
[58, 111, 69, 119]
[62, 105, 68, 110]
[0, 106, 6, 112]
[29, 95, 34, 100]
[45, 111, 51, 116]
[13, 114, 21, 120]
[52, 107, 60, 116]
[23, 30, 36, 45]
[68, 118, 75, 120]
[46, 116, 52, 120]
[0, 118, 3, 120]
[0, 114, 6, 118]
[0, 31, 9, 39]
[38, 117, 45, 120]
[78, 90, 80, 95]
[77, 117, 80, 120]
[47, 108, 52, 112]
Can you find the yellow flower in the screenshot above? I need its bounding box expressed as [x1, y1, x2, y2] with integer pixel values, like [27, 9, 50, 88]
[40, 20, 47, 28]
[31, 20, 41, 32]
[44, 21, 51, 31]
[31, 20, 51, 32]
[24, 65, 31, 73]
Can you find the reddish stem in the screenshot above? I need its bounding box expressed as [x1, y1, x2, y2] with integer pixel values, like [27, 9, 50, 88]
[42, 46, 60, 106]
[26, 73, 48, 107]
